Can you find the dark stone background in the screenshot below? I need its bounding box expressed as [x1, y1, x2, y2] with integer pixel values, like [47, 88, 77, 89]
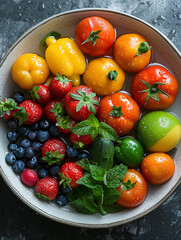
[1, 0, 181, 239]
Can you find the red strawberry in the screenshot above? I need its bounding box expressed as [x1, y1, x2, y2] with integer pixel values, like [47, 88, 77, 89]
[14, 100, 43, 125]
[44, 99, 65, 123]
[21, 169, 39, 186]
[56, 115, 77, 134]
[29, 85, 51, 105]
[69, 133, 92, 149]
[64, 85, 99, 121]
[49, 74, 72, 99]
[0, 98, 17, 120]
[60, 162, 84, 188]
[35, 177, 59, 200]
[41, 138, 67, 165]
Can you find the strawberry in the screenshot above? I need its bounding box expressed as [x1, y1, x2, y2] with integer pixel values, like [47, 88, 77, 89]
[64, 85, 100, 121]
[44, 99, 65, 123]
[14, 100, 43, 125]
[29, 85, 51, 105]
[41, 138, 67, 165]
[21, 169, 39, 186]
[0, 97, 17, 120]
[35, 177, 59, 200]
[69, 132, 92, 149]
[59, 162, 84, 188]
[56, 115, 77, 134]
[49, 74, 72, 99]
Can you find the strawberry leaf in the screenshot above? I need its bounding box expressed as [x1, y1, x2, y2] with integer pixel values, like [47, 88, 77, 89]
[73, 141, 85, 149]
[55, 73, 72, 84]
[29, 85, 40, 101]
[56, 116, 73, 130]
[36, 193, 50, 201]
[0, 97, 17, 117]
[13, 107, 28, 126]
[42, 150, 65, 165]
[59, 172, 72, 189]
[50, 103, 65, 117]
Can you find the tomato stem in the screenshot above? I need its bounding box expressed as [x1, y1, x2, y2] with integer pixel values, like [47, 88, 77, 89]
[81, 30, 102, 46]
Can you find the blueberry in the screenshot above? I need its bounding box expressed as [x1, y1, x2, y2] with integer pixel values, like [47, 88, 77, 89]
[27, 131, 37, 141]
[60, 185, 72, 194]
[19, 138, 31, 148]
[14, 147, 25, 159]
[7, 119, 19, 130]
[49, 164, 60, 177]
[5, 152, 16, 165]
[12, 160, 25, 173]
[8, 143, 18, 152]
[7, 130, 19, 143]
[37, 167, 49, 178]
[37, 130, 49, 143]
[12, 91, 25, 104]
[30, 122, 39, 131]
[67, 147, 78, 159]
[56, 194, 69, 206]
[19, 125, 29, 136]
[39, 119, 50, 130]
[24, 147, 34, 159]
[77, 151, 90, 160]
[38, 156, 47, 165]
[32, 141, 42, 152]
[27, 156, 38, 169]
[49, 125, 60, 137]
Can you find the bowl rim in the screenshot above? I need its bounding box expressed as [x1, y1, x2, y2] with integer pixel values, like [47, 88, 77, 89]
[0, 8, 181, 228]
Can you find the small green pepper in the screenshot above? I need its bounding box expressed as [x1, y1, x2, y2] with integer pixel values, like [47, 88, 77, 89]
[115, 137, 144, 167]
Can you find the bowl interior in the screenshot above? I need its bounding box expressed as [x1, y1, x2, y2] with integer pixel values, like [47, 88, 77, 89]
[0, 9, 181, 228]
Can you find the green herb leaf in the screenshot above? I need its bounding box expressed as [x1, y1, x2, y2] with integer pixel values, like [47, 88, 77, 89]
[13, 107, 28, 126]
[0, 97, 17, 117]
[135, 41, 151, 56]
[92, 185, 107, 215]
[73, 141, 85, 150]
[40, 31, 61, 46]
[36, 193, 50, 201]
[99, 122, 119, 142]
[104, 164, 127, 188]
[102, 203, 123, 213]
[89, 165, 106, 182]
[76, 158, 91, 172]
[119, 180, 137, 194]
[76, 172, 98, 189]
[81, 30, 102, 46]
[103, 187, 121, 205]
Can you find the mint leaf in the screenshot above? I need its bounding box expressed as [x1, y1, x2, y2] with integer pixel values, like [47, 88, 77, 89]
[119, 180, 137, 194]
[92, 185, 107, 215]
[103, 187, 121, 205]
[102, 203, 123, 213]
[76, 172, 98, 189]
[99, 122, 119, 142]
[104, 164, 127, 188]
[76, 158, 91, 172]
[71, 120, 93, 135]
[89, 165, 106, 182]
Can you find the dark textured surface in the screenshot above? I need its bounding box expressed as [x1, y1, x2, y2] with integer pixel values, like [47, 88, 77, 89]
[1, 0, 181, 239]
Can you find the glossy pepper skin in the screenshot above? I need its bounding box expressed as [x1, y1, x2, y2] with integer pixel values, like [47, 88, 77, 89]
[115, 137, 144, 168]
[12, 53, 49, 90]
[45, 37, 86, 82]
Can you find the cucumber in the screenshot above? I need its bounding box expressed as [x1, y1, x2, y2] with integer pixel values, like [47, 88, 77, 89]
[90, 137, 114, 170]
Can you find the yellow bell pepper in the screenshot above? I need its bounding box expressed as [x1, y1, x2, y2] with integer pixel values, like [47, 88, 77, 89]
[12, 53, 49, 90]
[45, 37, 86, 84]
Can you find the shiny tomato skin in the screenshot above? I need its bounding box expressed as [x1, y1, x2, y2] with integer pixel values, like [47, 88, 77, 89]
[116, 169, 148, 208]
[75, 16, 115, 56]
[113, 33, 151, 73]
[141, 153, 175, 185]
[97, 92, 140, 136]
[131, 65, 178, 110]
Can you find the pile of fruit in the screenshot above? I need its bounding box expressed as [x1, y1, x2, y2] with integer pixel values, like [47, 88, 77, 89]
[1, 16, 181, 215]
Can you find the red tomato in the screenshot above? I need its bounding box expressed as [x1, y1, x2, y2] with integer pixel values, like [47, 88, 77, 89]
[131, 65, 178, 110]
[75, 16, 115, 56]
[97, 92, 140, 136]
[116, 169, 148, 208]
[141, 153, 175, 185]
[113, 33, 151, 73]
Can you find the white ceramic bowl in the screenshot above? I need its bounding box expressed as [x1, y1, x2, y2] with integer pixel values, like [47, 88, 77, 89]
[0, 9, 181, 228]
